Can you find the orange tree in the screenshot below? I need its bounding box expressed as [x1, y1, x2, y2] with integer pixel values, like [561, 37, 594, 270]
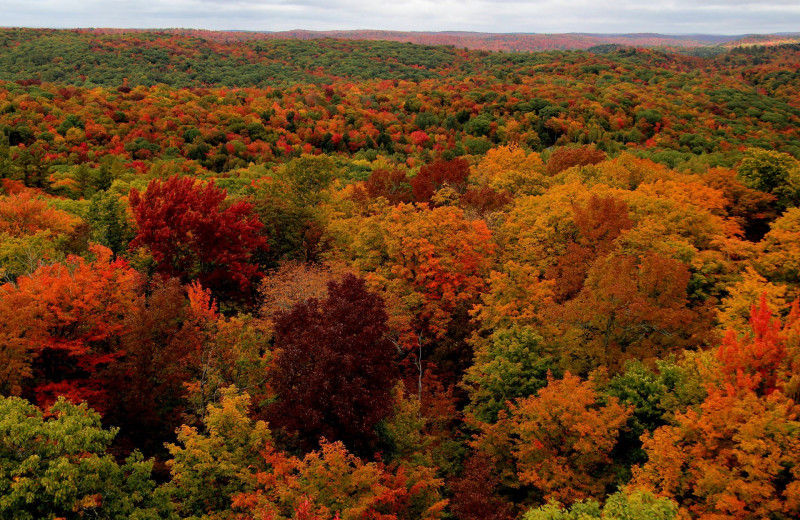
[0, 245, 141, 411]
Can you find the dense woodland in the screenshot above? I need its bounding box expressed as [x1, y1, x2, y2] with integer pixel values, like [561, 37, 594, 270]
[1, 28, 800, 520]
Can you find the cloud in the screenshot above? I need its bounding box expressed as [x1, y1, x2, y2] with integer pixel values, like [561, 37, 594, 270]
[1, 0, 799, 34]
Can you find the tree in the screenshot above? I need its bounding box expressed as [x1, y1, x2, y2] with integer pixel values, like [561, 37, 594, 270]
[258, 261, 351, 331]
[473, 144, 547, 196]
[523, 489, 677, 520]
[546, 194, 633, 302]
[476, 373, 632, 505]
[233, 439, 446, 520]
[339, 203, 495, 340]
[545, 146, 606, 176]
[168, 388, 445, 520]
[0, 191, 85, 282]
[702, 167, 777, 240]
[0, 395, 174, 519]
[0, 191, 80, 238]
[737, 148, 800, 210]
[632, 297, 800, 518]
[87, 192, 134, 255]
[717, 295, 788, 395]
[0, 245, 141, 409]
[8, 144, 51, 189]
[459, 186, 512, 214]
[604, 358, 708, 474]
[166, 388, 273, 520]
[411, 158, 470, 204]
[268, 274, 398, 455]
[558, 252, 709, 373]
[633, 386, 800, 519]
[510, 373, 631, 503]
[759, 207, 800, 292]
[364, 167, 413, 204]
[334, 202, 495, 400]
[104, 278, 211, 456]
[463, 326, 559, 423]
[129, 175, 266, 300]
[244, 172, 325, 268]
[278, 154, 335, 206]
[449, 454, 516, 520]
[716, 267, 790, 334]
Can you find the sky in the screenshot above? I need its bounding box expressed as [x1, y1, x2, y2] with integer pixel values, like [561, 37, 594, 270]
[1, 0, 800, 35]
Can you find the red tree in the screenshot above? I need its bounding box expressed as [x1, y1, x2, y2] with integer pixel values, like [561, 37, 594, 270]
[129, 175, 266, 300]
[104, 278, 212, 455]
[0, 245, 141, 411]
[718, 294, 792, 395]
[547, 194, 633, 301]
[449, 454, 515, 520]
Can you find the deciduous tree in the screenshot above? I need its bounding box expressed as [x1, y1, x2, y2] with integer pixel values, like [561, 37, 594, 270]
[268, 274, 398, 455]
[0, 245, 140, 409]
[0, 395, 173, 519]
[129, 175, 266, 300]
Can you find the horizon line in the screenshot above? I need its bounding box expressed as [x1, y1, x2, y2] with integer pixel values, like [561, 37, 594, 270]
[3, 26, 800, 38]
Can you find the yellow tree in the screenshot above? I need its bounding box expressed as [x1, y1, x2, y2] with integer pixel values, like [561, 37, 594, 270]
[473, 144, 548, 196]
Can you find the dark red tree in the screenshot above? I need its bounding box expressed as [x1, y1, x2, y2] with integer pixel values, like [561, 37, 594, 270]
[545, 145, 607, 176]
[411, 157, 470, 204]
[129, 175, 266, 300]
[460, 186, 512, 214]
[104, 278, 207, 456]
[268, 274, 398, 456]
[364, 167, 413, 204]
[449, 454, 516, 520]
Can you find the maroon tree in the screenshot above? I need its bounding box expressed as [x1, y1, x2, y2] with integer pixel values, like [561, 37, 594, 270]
[411, 157, 471, 204]
[129, 175, 266, 300]
[364, 167, 413, 204]
[449, 453, 516, 520]
[268, 274, 398, 456]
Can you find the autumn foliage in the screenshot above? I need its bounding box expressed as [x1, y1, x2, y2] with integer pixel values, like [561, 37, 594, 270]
[1, 29, 800, 520]
[545, 146, 607, 176]
[477, 373, 632, 504]
[268, 274, 398, 455]
[0, 245, 140, 409]
[129, 175, 266, 299]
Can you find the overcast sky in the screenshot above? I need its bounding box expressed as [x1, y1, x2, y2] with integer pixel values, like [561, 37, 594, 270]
[1, 0, 799, 35]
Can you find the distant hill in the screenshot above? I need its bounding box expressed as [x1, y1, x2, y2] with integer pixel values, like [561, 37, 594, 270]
[723, 33, 800, 48]
[82, 28, 757, 52]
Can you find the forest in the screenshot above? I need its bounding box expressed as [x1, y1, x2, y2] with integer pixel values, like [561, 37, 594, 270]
[0, 28, 800, 520]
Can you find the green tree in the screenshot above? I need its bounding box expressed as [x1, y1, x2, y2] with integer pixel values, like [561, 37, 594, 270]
[165, 388, 272, 520]
[603, 358, 708, 475]
[87, 192, 134, 255]
[9, 145, 50, 189]
[0, 132, 9, 180]
[737, 148, 800, 210]
[0, 395, 174, 520]
[279, 154, 335, 206]
[463, 325, 560, 423]
[523, 489, 677, 520]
